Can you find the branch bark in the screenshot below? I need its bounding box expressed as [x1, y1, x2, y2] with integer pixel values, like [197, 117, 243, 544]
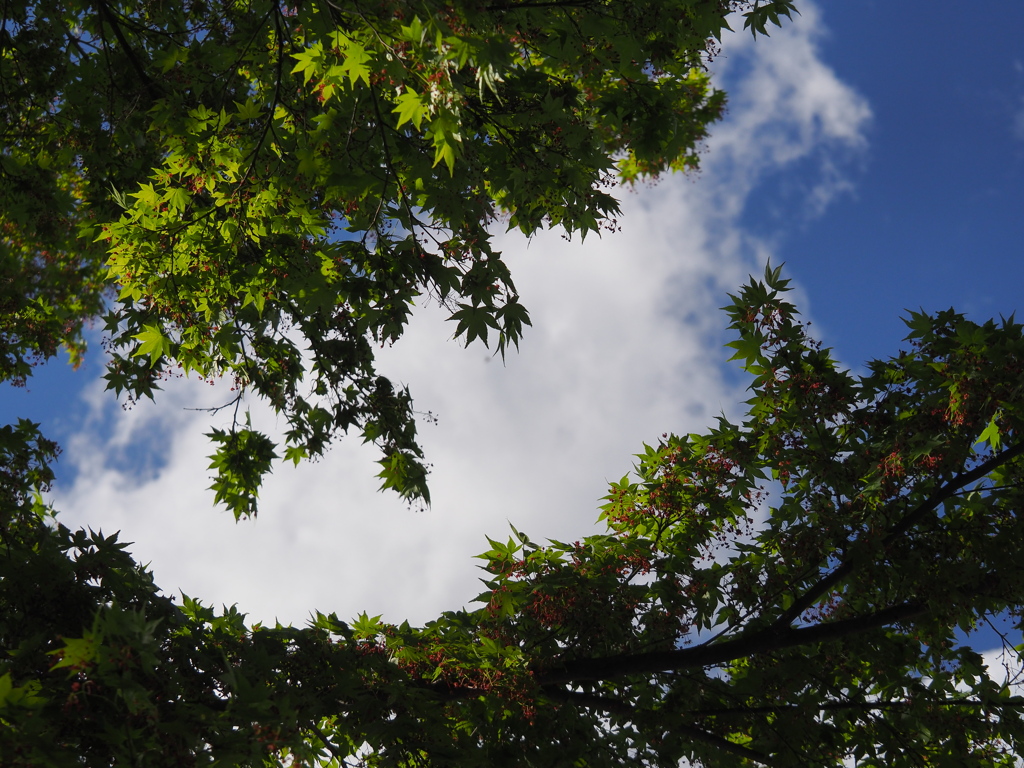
[94, 0, 162, 100]
[772, 439, 1024, 631]
[536, 601, 925, 684]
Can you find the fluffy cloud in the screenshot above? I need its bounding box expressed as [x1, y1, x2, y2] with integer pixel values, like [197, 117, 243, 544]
[52, 2, 869, 628]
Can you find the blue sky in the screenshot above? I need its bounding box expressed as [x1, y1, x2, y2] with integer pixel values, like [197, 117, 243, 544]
[2, 3, 1022, 667]
[745, 2, 1024, 367]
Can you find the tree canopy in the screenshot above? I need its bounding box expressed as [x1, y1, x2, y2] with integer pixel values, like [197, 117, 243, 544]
[1, 0, 796, 512]
[3, 267, 1024, 766]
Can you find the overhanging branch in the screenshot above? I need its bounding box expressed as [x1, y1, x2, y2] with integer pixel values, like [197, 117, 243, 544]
[772, 439, 1024, 631]
[536, 601, 925, 684]
[94, 0, 162, 100]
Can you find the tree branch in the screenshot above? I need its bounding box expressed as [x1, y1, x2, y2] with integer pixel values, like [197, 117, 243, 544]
[671, 722, 778, 767]
[486, 1, 594, 10]
[94, 0, 162, 100]
[772, 439, 1024, 631]
[308, 721, 352, 766]
[536, 601, 925, 684]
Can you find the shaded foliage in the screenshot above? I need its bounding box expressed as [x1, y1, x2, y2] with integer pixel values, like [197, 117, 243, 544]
[3, 268, 1024, 766]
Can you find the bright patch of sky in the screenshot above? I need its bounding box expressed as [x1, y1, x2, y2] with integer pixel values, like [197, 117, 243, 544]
[756, 1, 1024, 368]
[2, 1, 1020, 671]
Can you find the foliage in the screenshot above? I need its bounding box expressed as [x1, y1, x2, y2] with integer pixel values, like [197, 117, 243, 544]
[3, 267, 1024, 766]
[0, 0, 795, 512]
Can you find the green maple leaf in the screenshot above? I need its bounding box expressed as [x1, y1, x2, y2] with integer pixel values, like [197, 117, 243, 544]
[164, 186, 190, 212]
[234, 98, 263, 120]
[433, 137, 457, 174]
[50, 633, 100, 671]
[978, 413, 1003, 450]
[449, 304, 500, 346]
[338, 39, 372, 87]
[290, 47, 322, 84]
[393, 90, 429, 130]
[725, 335, 765, 370]
[131, 325, 172, 367]
[130, 182, 160, 208]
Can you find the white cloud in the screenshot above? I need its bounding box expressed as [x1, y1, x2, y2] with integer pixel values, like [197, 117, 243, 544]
[703, 2, 871, 220]
[51, 2, 870, 628]
[984, 647, 1024, 693]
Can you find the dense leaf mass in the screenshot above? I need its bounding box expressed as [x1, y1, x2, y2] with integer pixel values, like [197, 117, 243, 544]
[0, 0, 795, 511]
[2, 268, 1024, 766]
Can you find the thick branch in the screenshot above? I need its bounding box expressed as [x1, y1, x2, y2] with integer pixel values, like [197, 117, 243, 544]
[423, 603, 926, 766]
[773, 439, 1024, 630]
[669, 722, 777, 767]
[486, 1, 594, 10]
[94, 0, 162, 100]
[536, 601, 924, 685]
